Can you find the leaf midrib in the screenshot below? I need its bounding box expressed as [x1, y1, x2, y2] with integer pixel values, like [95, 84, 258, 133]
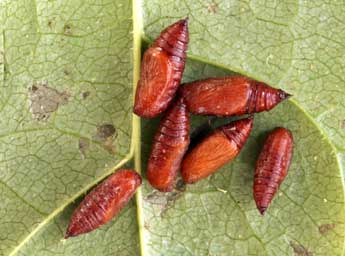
[132, 0, 146, 255]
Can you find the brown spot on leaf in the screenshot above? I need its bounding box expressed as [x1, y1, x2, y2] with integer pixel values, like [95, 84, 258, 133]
[102, 138, 116, 154]
[79, 137, 90, 160]
[95, 124, 117, 154]
[28, 81, 70, 121]
[340, 120, 345, 129]
[2, 50, 9, 74]
[81, 91, 90, 99]
[207, 1, 218, 13]
[318, 223, 335, 235]
[63, 69, 70, 76]
[31, 85, 38, 92]
[47, 17, 56, 29]
[144, 222, 150, 230]
[96, 124, 116, 140]
[64, 24, 72, 35]
[145, 180, 185, 217]
[0, 51, 4, 65]
[290, 241, 313, 256]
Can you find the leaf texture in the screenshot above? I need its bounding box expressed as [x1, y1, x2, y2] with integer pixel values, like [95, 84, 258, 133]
[0, 0, 344, 255]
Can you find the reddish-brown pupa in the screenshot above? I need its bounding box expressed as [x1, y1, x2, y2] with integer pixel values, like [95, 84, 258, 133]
[179, 76, 290, 116]
[181, 117, 253, 184]
[134, 18, 189, 118]
[65, 169, 141, 238]
[147, 98, 190, 191]
[254, 127, 293, 215]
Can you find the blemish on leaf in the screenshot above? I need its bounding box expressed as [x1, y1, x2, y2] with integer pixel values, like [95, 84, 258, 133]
[340, 119, 345, 129]
[28, 81, 70, 121]
[318, 223, 335, 235]
[63, 69, 70, 76]
[48, 20, 54, 29]
[207, 1, 218, 13]
[78, 137, 90, 160]
[95, 124, 117, 154]
[64, 24, 72, 35]
[1, 48, 9, 76]
[290, 241, 313, 256]
[145, 182, 185, 217]
[96, 124, 116, 140]
[81, 91, 90, 99]
[0, 50, 4, 65]
[31, 85, 38, 92]
[144, 222, 150, 230]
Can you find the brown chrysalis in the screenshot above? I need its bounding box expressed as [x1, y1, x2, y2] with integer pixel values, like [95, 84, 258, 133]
[65, 169, 141, 238]
[147, 98, 190, 191]
[134, 18, 189, 118]
[254, 127, 293, 215]
[179, 76, 290, 116]
[181, 117, 253, 184]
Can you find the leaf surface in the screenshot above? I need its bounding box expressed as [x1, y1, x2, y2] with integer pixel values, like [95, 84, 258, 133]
[1, 0, 344, 255]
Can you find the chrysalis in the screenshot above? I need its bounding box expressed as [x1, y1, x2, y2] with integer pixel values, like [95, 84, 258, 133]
[179, 76, 290, 116]
[65, 169, 141, 238]
[181, 117, 253, 183]
[254, 127, 293, 215]
[147, 98, 190, 191]
[134, 18, 189, 118]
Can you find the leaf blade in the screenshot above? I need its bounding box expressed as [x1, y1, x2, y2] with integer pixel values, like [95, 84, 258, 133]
[0, 0, 135, 254]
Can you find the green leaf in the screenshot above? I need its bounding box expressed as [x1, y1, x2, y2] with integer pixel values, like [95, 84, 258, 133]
[0, 0, 136, 254]
[1, 0, 344, 255]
